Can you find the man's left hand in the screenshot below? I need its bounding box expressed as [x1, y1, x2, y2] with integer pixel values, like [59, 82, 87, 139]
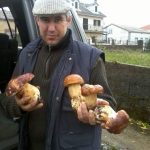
[77, 99, 109, 125]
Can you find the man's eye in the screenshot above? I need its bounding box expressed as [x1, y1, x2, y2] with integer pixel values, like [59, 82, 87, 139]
[54, 17, 63, 23]
[40, 17, 49, 22]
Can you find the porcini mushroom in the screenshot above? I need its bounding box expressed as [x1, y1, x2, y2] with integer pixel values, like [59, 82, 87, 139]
[81, 84, 104, 109]
[64, 74, 84, 99]
[94, 105, 129, 134]
[64, 74, 84, 110]
[5, 73, 41, 102]
[5, 73, 34, 96]
[16, 83, 41, 102]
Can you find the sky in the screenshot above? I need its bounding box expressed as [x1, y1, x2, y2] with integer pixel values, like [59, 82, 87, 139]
[80, 0, 150, 28]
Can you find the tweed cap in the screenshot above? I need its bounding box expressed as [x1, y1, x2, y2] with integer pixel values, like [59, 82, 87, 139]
[32, 0, 72, 15]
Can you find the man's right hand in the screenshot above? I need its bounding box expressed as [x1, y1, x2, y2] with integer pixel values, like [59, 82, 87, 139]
[15, 96, 43, 112]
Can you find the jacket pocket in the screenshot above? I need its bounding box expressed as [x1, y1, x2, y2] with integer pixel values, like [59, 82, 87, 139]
[59, 92, 98, 149]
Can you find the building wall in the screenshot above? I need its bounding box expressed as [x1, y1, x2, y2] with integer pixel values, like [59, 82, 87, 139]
[105, 25, 129, 44]
[78, 15, 102, 30]
[78, 15, 103, 44]
[105, 25, 150, 45]
[130, 32, 150, 44]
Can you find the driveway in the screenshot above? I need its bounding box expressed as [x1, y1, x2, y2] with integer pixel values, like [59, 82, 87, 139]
[101, 122, 150, 150]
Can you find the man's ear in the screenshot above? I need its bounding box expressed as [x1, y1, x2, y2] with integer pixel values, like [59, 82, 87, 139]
[35, 16, 40, 26]
[35, 16, 39, 22]
[67, 16, 72, 26]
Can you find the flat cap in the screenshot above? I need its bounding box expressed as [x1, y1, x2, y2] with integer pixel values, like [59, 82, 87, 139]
[32, 0, 72, 15]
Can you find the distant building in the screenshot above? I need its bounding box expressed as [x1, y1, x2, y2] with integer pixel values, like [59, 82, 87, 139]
[103, 24, 150, 45]
[71, 0, 106, 44]
[0, 8, 16, 36]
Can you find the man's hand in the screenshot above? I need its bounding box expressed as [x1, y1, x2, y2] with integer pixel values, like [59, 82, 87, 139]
[77, 98, 129, 134]
[77, 98, 109, 125]
[15, 96, 43, 112]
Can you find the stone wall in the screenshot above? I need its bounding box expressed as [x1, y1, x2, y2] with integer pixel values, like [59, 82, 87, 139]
[105, 62, 150, 123]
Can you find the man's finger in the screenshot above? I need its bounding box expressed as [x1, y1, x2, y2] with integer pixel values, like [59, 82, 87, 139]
[77, 102, 89, 123]
[97, 98, 109, 106]
[89, 110, 96, 125]
[21, 100, 43, 111]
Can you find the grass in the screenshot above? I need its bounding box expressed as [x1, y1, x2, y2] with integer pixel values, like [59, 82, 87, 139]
[130, 119, 150, 135]
[101, 49, 150, 68]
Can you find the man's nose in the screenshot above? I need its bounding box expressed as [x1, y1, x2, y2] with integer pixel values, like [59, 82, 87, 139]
[47, 22, 56, 31]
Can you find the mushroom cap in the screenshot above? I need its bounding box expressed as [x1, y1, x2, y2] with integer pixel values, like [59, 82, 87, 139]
[81, 84, 104, 95]
[5, 73, 34, 96]
[64, 74, 84, 87]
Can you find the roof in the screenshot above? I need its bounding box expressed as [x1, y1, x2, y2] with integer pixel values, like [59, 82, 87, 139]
[77, 2, 106, 18]
[140, 25, 150, 31]
[104, 24, 150, 34]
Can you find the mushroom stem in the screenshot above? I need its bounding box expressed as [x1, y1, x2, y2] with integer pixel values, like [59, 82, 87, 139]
[16, 83, 41, 102]
[83, 94, 97, 109]
[68, 84, 82, 99]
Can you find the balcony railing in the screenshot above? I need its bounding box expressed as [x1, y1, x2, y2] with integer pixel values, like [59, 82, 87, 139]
[83, 24, 103, 32]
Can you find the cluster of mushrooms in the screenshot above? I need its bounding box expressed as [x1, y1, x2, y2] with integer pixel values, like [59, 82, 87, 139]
[5, 73, 129, 134]
[64, 74, 129, 133]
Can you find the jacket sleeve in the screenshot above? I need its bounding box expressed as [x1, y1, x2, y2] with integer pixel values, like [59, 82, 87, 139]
[0, 93, 23, 118]
[89, 57, 117, 109]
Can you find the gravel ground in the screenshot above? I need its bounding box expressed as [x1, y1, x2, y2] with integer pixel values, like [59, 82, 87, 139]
[101, 123, 150, 150]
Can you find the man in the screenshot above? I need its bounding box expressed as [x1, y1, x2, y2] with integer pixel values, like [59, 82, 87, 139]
[1, 0, 118, 149]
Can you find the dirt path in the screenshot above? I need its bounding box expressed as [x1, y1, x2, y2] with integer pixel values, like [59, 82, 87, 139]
[101, 123, 150, 150]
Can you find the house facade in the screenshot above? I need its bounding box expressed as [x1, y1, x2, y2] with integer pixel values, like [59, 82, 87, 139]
[103, 24, 150, 45]
[71, 0, 106, 44]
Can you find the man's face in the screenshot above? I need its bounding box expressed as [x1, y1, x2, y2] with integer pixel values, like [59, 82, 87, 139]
[36, 14, 72, 46]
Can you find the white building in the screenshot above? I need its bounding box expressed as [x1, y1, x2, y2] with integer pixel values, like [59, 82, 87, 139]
[103, 24, 150, 45]
[71, 0, 106, 44]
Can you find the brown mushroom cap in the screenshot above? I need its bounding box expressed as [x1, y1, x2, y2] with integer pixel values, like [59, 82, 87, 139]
[64, 74, 84, 87]
[81, 84, 104, 95]
[5, 73, 34, 96]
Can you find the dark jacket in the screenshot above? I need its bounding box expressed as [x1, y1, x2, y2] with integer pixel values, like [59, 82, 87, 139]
[16, 34, 108, 150]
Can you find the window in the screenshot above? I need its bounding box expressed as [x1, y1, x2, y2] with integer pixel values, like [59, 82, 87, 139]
[92, 36, 96, 43]
[75, 2, 78, 9]
[0, 7, 21, 46]
[83, 18, 88, 30]
[95, 6, 97, 12]
[93, 20, 101, 26]
[0, 7, 20, 92]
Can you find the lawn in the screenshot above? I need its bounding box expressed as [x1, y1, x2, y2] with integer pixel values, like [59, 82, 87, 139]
[102, 49, 150, 68]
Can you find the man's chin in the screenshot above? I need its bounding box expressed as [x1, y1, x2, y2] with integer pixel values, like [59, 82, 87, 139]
[46, 40, 58, 46]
